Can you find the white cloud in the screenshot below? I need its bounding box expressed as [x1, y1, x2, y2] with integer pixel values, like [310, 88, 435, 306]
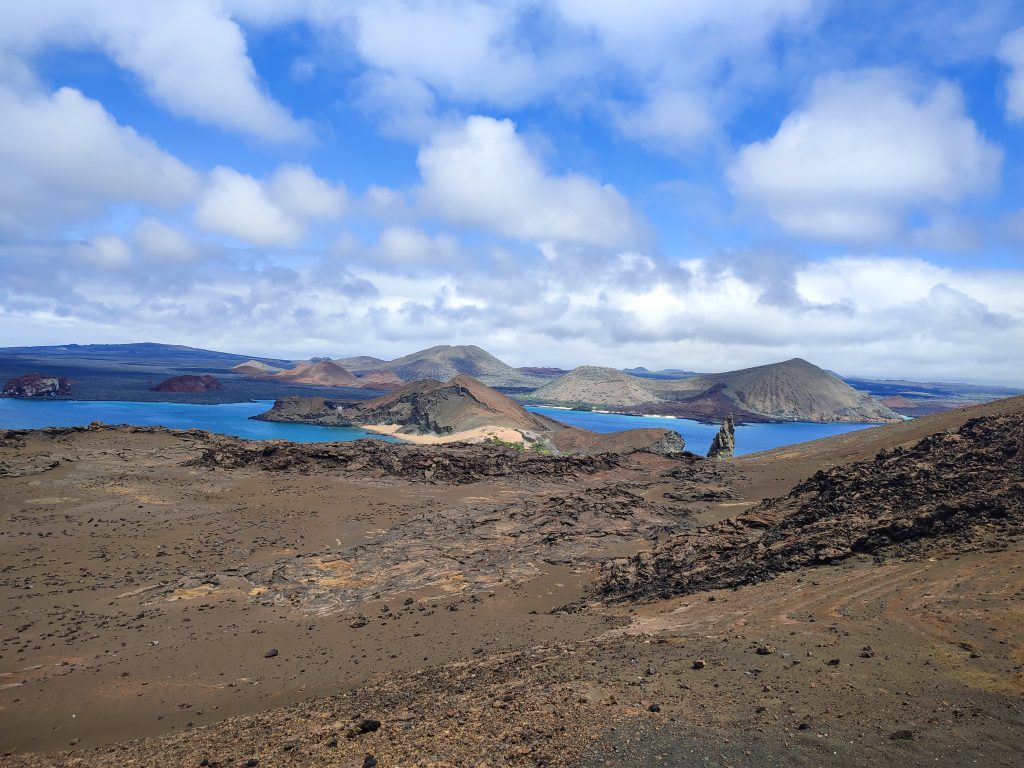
[0, 0, 307, 142]
[370, 226, 463, 269]
[195, 167, 303, 247]
[0, 84, 199, 234]
[729, 70, 1002, 241]
[133, 218, 200, 263]
[195, 165, 345, 247]
[997, 26, 1024, 121]
[269, 164, 347, 220]
[351, 1, 541, 106]
[612, 90, 717, 152]
[417, 115, 644, 248]
[554, 0, 812, 75]
[66, 235, 132, 270]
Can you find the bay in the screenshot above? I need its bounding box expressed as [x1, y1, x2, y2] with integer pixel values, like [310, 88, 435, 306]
[0, 398, 880, 455]
[526, 406, 878, 456]
[0, 398, 401, 443]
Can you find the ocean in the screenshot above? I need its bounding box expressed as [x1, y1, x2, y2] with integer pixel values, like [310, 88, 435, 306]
[0, 398, 880, 455]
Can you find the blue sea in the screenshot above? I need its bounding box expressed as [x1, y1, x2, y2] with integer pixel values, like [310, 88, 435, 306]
[0, 398, 880, 455]
[0, 399, 401, 443]
[525, 406, 877, 456]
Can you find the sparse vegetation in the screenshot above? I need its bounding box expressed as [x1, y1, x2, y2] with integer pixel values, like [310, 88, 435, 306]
[485, 435, 525, 451]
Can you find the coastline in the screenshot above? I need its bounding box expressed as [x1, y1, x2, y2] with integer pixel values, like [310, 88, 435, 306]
[360, 423, 527, 445]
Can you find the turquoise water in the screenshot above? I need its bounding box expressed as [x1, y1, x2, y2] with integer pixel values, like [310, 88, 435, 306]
[526, 406, 878, 456]
[0, 398, 879, 454]
[0, 399, 401, 443]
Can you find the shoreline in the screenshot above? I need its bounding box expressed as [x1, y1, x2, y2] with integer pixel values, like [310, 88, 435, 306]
[360, 423, 527, 445]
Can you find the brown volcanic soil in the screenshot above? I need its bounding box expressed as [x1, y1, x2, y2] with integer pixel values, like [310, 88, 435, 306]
[2, 399, 1024, 766]
[270, 361, 364, 388]
[600, 409, 1023, 601]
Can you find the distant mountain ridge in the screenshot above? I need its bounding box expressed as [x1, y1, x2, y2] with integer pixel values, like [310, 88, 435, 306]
[336, 345, 545, 388]
[528, 358, 899, 423]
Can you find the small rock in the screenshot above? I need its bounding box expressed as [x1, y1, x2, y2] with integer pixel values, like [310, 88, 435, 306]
[692, 659, 706, 669]
[755, 644, 777, 655]
[648, 703, 661, 713]
[264, 649, 278, 658]
[645, 665, 657, 676]
[244, 760, 259, 767]
[347, 718, 381, 738]
[363, 756, 378, 768]
[889, 729, 915, 740]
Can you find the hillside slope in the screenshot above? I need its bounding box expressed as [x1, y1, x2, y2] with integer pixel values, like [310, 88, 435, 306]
[602, 402, 1024, 601]
[531, 358, 898, 423]
[383, 345, 545, 388]
[529, 366, 662, 407]
[269, 361, 364, 387]
[662, 358, 898, 422]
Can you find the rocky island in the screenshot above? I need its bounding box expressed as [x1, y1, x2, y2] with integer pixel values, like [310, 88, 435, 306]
[256, 374, 686, 454]
[2, 372, 72, 398]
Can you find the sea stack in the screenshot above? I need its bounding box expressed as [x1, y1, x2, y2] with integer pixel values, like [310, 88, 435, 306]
[707, 416, 735, 459]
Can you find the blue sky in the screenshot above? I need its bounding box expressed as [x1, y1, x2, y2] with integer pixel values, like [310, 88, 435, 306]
[1, 1, 1022, 383]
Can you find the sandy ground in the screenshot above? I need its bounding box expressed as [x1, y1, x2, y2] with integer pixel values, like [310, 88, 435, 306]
[362, 423, 527, 445]
[1, 402, 1022, 766]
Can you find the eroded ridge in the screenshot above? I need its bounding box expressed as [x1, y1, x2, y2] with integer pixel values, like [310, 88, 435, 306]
[602, 413, 1024, 601]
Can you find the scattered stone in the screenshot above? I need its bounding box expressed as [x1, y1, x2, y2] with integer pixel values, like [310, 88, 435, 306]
[264, 649, 278, 658]
[692, 659, 706, 669]
[755, 644, 777, 655]
[889, 729, 915, 740]
[648, 703, 661, 713]
[347, 718, 382, 738]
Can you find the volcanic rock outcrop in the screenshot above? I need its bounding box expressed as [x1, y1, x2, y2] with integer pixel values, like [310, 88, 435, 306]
[602, 410, 1024, 601]
[2, 372, 72, 398]
[257, 375, 560, 437]
[706, 416, 735, 458]
[257, 375, 688, 454]
[550, 426, 684, 456]
[150, 374, 222, 393]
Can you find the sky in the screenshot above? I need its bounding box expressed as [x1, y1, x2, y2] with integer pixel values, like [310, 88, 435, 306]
[1, 1, 1023, 384]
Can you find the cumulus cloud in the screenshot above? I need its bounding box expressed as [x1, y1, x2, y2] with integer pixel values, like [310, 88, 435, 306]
[729, 70, 1002, 241]
[0, 84, 199, 234]
[195, 165, 345, 246]
[611, 90, 717, 153]
[66, 235, 132, 270]
[133, 219, 200, 263]
[998, 26, 1024, 121]
[0, 0, 307, 142]
[351, 0, 541, 105]
[417, 116, 644, 248]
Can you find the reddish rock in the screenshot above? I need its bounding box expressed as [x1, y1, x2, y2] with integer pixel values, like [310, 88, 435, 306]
[150, 374, 222, 393]
[2, 372, 72, 398]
